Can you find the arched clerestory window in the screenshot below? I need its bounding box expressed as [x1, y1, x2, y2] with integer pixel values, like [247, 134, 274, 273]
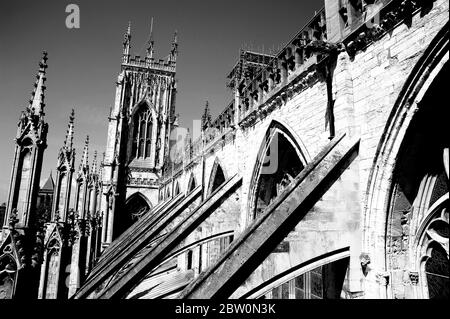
[132, 104, 153, 160]
[207, 159, 226, 196]
[187, 173, 197, 193]
[249, 123, 306, 220]
[174, 181, 180, 196]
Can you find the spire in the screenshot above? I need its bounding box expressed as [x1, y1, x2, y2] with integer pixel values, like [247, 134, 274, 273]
[201, 101, 212, 130]
[146, 17, 155, 61]
[64, 108, 75, 150]
[99, 152, 105, 177]
[80, 135, 89, 171]
[41, 172, 55, 192]
[29, 51, 48, 116]
[92, 150, 98, 174]
[127, 21, 131, 35]
[169, 30, 178, 64]
[172, 113, 179, 127]
[122, 21, 132, 63]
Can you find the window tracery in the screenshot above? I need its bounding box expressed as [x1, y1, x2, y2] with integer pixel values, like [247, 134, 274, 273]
[132, 105, 153, 160]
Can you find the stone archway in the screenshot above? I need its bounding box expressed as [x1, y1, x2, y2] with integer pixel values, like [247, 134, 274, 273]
[247, 120, 308, 223]
[125, 192, 152, 222]
[363, 25, 449, 298]
[187, 173, 197, 194]
[174, 181, 180, 196]
[416, 196, 449, 299]
[385, 81, 449, 298]
[207, 158, 227, 196]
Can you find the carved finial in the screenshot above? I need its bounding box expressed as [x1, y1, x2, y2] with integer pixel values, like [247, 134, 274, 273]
[127, 21, 131, 35]
[146, 17, 155, 61]
[29, 51, 48, 116]
[169, 30, 178, 63]
[79, 135, 89, 172]
[92, 150, 98, 174]
[409, 271, 419, 285]
[64, 108, 75, 150]
[201, 100, 211, 130]
[98, 152, 105, 177]
[9, 208, 19, 229]
[173, 30, 178, 45]
[123, 22, 132, 63]
[55, 210, 61, 223]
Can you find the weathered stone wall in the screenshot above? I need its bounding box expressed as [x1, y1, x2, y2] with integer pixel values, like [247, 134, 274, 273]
[144, 0, 448, 299]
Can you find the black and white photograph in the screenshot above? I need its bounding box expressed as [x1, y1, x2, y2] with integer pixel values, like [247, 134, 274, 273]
[0, 0, 448, 311]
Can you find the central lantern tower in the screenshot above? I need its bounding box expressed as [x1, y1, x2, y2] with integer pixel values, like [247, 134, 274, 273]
[100, 22, 178, 246]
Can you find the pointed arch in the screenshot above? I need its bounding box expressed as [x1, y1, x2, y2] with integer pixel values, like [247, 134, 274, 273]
[363, 25, 449, 290]
[187, 172, 197, 194]
[75, 181, 85, 214]
[174, 181, 180, 196]
[15, 146, 33, 223]
[0, 254, 18, 299]
[207, 158, 227, 196]
[42, 236, 62, 299]
[416, 194, 449, 299]
[247, 120, 309, 222]
[125, 192, 152, 219]
[384, 85, 449, 299]
[129, 100, 156, 161]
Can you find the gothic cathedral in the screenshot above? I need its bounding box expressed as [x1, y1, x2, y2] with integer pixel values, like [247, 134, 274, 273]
[0, 23, 179, 299]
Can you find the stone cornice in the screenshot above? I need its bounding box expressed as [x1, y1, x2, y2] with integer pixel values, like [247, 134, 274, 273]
[344, 0, 427, 57]
[238, 65, 323, 130]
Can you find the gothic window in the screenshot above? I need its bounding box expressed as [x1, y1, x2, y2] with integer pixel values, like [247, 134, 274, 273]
[208, 160, 226, 195]
[132, 104, 153, 160]
[145, 120, 152, 158]
[45, 239, 60, 299]
[252, 129, 304, 220]
[57, 172, 67, 219]
[263, 257, 349, 299]
[86, 188, 94, 216]
[386, 64, 449, 299]
[76, 183, 84, 214]
[187, 173, 197, 193]
[16, 146, 32, 222]
[174, 182, 180, 196]
[126, 192, 151, 222]
[418, 181, 449, 299]
[198, 244, 203, 273]
[187, 250, 193, 270]
[145, 140, 151, 158]
[424, 242, 449, 299]
[0, 254, 17, 299]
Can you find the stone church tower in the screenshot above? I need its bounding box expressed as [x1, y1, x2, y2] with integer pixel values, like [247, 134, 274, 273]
[1, 52, 49, 299]
[100, 23, 178, 247]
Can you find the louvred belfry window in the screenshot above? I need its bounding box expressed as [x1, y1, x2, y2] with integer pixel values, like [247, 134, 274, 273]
[132, 105, 153, 159]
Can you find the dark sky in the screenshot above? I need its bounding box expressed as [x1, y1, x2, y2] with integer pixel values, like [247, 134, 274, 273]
[0, 0, 322, 203]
